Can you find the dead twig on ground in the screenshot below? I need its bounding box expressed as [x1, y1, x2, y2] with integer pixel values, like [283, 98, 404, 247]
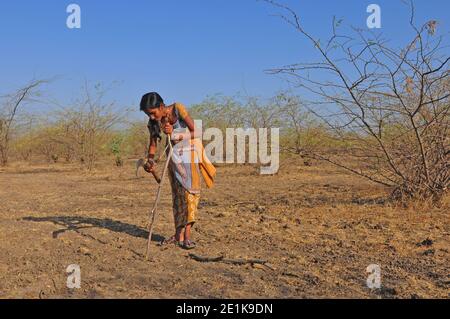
[188, 253, 274, 270]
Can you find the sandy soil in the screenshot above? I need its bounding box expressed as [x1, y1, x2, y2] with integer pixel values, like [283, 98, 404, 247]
[0, 158, 448, 299]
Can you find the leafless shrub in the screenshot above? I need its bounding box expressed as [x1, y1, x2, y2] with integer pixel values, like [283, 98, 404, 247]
[0, 79, 48, 166]
[50, 82, 125, 170]
[264, 0, 449, 203]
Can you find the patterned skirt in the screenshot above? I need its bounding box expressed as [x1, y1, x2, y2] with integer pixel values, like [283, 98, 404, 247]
[168, 164, 200, 229]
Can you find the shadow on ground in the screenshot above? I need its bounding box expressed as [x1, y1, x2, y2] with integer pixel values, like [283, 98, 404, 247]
[23, 216, 164, 242]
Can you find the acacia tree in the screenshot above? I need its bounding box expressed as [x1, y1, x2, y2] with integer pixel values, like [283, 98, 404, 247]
[264, 0, 449, 203]
[0, 79, 48, 166]
[270, 93, 327, 156]
[51, 82, 125, 170]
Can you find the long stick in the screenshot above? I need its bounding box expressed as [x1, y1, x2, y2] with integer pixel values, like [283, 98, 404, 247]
[146, 136, 174, 259]
[148, 144, 170, 183]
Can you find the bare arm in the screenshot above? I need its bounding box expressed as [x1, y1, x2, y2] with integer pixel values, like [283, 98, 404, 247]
[167, 115, 198, 141]
[143, 136, 158, 174]
[162, 103, 199, 141]
[182, 114, 197, 139]
[148, 137, 158, 160]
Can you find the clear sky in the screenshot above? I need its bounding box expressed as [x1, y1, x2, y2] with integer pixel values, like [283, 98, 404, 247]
[0, 0, 448, 116]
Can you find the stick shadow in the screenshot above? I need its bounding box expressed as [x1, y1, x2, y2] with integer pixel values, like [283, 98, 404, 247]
[23, 216, 165, 242]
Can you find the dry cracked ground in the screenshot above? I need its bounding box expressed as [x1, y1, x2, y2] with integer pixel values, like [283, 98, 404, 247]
[0, 158, 448, 299]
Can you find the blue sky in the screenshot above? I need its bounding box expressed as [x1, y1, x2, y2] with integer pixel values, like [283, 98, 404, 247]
[0, 0, 448, 117]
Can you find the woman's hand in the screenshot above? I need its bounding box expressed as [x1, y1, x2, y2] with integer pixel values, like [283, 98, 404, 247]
[162, 122, 173, 135]
[143, 159, 156, 173]
[171, 132, 184, 143]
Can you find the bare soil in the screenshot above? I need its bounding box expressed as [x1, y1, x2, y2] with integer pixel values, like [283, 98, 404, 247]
[0, 158, 448, 299]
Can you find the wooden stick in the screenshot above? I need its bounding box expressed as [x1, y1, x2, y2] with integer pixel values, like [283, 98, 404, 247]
[146, 137, 173, 259]
[150, 143, 170, 184]
[189, 254, 225, 263]
[188, 253, 269, 267]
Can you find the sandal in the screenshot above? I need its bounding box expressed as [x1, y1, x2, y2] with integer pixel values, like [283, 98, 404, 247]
[182, 240, 197, 250]
[158, 236, 181, 247]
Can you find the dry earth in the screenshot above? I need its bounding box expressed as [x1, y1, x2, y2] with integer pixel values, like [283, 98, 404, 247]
[0, 158, 448, 299]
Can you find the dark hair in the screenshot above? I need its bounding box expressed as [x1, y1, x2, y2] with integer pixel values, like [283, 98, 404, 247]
[140, 92, 164, 140]
[140, 92, 164, 111]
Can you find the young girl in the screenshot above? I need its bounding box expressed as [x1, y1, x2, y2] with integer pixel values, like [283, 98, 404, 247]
[140, 92, 216, 250]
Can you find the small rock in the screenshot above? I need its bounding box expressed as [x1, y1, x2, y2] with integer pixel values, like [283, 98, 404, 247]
[252, 264, 266, 271]
[383, 287, 397, 296]
[422, 249, 435, 256]
[416, 238, 433, 247]
[251, 205, 266, 213]
[374, 287, 397, 297]
[78, 246, 91, 255]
